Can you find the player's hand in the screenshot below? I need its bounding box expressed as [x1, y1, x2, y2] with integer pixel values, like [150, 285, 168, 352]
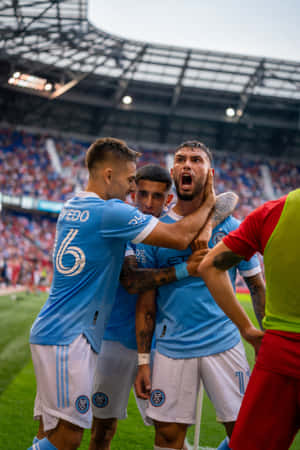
[241, 325, 264, 356]
[135, 364, 151, 399]
[204, 169, 216, 208]
[187, 248, 210, 276]
[191, 219, 213, 251]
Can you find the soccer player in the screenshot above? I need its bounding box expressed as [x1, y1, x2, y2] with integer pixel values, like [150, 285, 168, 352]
[135, 141, 265, 450]
[89, 164, 240, 450]
[28, 137, 216, 450]
[199, 189, 300, 450]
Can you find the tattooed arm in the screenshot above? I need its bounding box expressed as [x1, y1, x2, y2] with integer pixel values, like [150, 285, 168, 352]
[244, 273, 265, 330]
[212, 191, 239, 228]
[199, 241, 264, 355]
[120, 248, 208, 294]
[135, 289, 156, 399]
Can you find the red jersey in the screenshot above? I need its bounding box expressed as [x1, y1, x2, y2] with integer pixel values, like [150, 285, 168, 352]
[223, 195, 287, 260]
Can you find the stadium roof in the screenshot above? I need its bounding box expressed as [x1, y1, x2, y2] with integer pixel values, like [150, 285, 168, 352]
[1, 0, 300, 157]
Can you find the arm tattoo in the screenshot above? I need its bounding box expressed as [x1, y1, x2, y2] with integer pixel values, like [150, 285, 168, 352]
[213, 192, 239, 226]
[213, 251, 243, 271]
[136, 291, 156, 353]
[138, 311, 155, 353]
[120, 256, 177, 294]
[244, 274, 265, 330]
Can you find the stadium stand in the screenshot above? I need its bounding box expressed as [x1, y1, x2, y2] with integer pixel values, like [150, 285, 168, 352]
[1, 126, 300, 288]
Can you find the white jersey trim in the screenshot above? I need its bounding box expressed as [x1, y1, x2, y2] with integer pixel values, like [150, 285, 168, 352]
[132, 217, 159, 244]
[76, 191, 101, 199]
[125, 248, 135, 257]
[167, 208, 183, 221]
[239, 266, 261, 277]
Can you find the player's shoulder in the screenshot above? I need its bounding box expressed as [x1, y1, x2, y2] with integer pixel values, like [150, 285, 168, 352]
[160, 208, 179, 224]
[210, 216, 239, 246]
[216, 215, 240, 231]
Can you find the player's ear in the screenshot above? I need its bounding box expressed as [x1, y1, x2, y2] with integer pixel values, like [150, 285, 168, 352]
[130, 191, 136, 203]
[103, 167, 113, 185]
[170, 168, 174, 179]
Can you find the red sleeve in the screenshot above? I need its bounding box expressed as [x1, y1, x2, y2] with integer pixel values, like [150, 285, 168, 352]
[223, 196, 287, 260]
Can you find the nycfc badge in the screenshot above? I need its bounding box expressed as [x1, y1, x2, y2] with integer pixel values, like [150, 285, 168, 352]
[150, 389, 166, 407]
[92, 392, 109, 408]
[75, 395, 90, 414]
[211, 230, 226, 246]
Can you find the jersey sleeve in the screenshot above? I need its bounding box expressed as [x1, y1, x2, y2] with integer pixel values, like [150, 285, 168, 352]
[125, 242, 135, 257]
[101, 199, 158, 243]
[237, 253, 261, 278]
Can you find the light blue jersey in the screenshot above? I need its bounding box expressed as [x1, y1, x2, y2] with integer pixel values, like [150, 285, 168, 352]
[30, 192, 158, 353]
[103, 243, 148, 350]
[143, 209, 261, 359]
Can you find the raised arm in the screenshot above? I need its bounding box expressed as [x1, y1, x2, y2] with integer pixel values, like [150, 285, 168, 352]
[120, 248, 209, 294]
[135, 289, 156, 399]
[142, 169, 216, 250]
[199, 241, 264, 354]
[243, 273, 265, 330]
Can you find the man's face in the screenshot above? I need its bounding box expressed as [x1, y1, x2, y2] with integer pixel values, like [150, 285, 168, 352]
[109, 161, 137, 201]
[135, 179, 170, 218]
[171, 147, 211, 201]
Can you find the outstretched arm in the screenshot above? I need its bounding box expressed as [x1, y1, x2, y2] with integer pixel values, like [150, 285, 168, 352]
[199, 241, 264, 354]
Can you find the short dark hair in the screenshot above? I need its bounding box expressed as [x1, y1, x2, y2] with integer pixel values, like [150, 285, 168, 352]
[85, 137, 141, 172]
[136, 164, 172, 190]
[175, 140, 213, 164]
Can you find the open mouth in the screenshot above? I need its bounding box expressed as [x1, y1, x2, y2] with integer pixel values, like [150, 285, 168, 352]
[181, 173, 192, 188]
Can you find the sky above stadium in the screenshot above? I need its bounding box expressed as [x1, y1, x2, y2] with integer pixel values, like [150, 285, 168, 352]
[89, 0, 300, 62]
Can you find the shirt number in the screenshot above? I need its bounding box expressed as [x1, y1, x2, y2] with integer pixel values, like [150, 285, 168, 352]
[56, 229, 86, 276]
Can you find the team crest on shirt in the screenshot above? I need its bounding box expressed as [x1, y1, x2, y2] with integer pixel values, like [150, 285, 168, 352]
[150, 389, 166, 407]
[75, 395, 90, 414]
[211, 230, 226, 246]
[92, 392, 109, 408]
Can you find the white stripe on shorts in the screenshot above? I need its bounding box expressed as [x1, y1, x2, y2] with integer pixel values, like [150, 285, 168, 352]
[56, 345, 70, 409]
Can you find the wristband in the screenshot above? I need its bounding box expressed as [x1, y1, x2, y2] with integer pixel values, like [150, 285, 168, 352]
[175, 262, 189, 280]
[138, 353, 150, 365]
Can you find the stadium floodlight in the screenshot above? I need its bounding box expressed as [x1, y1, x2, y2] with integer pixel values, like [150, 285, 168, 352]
[225, 107, 236, 118]
[122, 95, 133, 105]
[13, 72, 21, 79]
[44, 83, 53, 91]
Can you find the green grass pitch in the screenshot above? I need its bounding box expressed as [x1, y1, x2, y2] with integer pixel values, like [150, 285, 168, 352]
[0, 292, 299, 449]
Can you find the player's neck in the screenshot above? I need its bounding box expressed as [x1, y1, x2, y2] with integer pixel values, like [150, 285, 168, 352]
[85, 181, 107, 200]
[173, 193, 205, 217]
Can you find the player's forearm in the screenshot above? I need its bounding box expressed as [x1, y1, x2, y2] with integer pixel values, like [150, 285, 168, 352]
[121, 266, 177, 294]
[172, 197, 215, 249]
[201, 267, 254, 334]
[244, 274, 266, 330]
[136, 291, 156, 353]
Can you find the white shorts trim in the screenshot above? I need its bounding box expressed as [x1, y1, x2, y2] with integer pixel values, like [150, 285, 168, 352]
[31, 334, 97, 430]
[147, 341, 250, 424]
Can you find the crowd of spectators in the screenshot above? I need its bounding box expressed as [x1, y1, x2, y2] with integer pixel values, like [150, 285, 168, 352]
[268, 159, 300, 197]
[0, 211, 54, 289]
[0, 127, 299, 288]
